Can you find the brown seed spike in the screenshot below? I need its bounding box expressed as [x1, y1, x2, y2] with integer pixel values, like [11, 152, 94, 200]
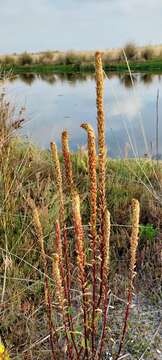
[81, 123, 97, 353]
[61, 130, 74, 193]
[50, 142, 63, 195]
[55, 219, 63, 260]
[95, 51, 106, 207]
[81, 123, 97, 235]
[27, 198, 45, 258]
[95, 51, 107, 309]
[130, 199, 140, 278]
[72, 191, 89, 358]
[50, 141, 64, 225]
[53, 253, 65, 309]
[72, 192, 85, 278]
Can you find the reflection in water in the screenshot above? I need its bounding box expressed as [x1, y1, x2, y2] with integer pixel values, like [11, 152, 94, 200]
[118, 73, 138, 88]
[19, 73, 36, 85]
[140, 73, 153, 85]
[39, 73, 57, 84]
[12, 72, 97, 86]
[9, 71, 162, 87]
[6, 71, 162, 158]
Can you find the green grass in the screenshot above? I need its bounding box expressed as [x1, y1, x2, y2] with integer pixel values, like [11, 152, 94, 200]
[2, 59, 162, 74]
[1, 137, 162, 276]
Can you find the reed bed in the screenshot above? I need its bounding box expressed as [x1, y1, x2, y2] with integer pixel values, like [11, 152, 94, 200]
[1, 43, 162, 68]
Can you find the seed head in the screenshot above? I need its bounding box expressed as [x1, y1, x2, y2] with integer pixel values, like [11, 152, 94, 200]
[62, 130, 74, 192]
[72, 192, 85, 280]
[130, 199, 140, 277]
[50, 141, 64, 224]
[53, 253, 65, 308]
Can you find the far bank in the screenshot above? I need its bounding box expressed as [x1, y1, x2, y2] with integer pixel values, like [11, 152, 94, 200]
[2, 59, 162, 74]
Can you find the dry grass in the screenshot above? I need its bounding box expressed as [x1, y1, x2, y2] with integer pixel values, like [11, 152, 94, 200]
[0, 56, 161, 359]
[1, 43, 162, 67]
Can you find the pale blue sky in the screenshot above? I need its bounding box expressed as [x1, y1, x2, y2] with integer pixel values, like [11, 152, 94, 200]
[0, 0, 162, 54]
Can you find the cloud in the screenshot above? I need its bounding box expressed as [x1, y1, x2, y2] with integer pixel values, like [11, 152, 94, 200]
[0, 0, 162, 53]
[111, 96, 142, 119]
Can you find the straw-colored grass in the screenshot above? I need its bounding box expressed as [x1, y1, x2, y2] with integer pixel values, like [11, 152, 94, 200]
[1, 43, 162, 68]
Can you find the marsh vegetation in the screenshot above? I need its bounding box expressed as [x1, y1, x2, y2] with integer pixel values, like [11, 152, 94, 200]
[1, 43, 162, 73]
[0, 53, 161, 359]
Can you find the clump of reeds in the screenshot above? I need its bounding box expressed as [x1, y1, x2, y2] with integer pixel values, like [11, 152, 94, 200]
[141, 46, 155, 60]
[17, 52, 33, 66]
[123, 42, 137, 60]
[27, 52, 140, 359]
[38, 51, 54, 65]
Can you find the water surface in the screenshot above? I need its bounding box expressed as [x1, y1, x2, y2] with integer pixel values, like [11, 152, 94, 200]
[6, 72, 162, 158]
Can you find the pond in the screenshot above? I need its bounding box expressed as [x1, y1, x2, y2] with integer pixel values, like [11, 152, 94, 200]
[6, 72, 162, 158]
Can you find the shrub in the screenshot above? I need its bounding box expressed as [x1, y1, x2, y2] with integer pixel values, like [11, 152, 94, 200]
[141, 46, 155, 60]
[43, 51, 54, 61]
[53, 51, 94, 66]
[117, 50, 125, 62]
[124, 42, 137, 60]
[17, 52, 33, 66]
[79, 52, 94, 63]
[64, 51, 80, 65]
[103, 51, 114, 64]
[2, 55, 15, 65]
[38, 51, 54, 65]
[54, 52, 66, 65]
[140, 224, 157, 243]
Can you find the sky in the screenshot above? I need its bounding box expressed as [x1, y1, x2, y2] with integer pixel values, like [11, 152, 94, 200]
[0, 0, 162, 54]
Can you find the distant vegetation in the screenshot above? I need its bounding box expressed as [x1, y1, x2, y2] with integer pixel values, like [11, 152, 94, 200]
[1, 43, 162, 72]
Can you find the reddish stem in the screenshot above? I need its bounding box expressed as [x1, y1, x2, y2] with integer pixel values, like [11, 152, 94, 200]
[114, 288, 132, 360]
